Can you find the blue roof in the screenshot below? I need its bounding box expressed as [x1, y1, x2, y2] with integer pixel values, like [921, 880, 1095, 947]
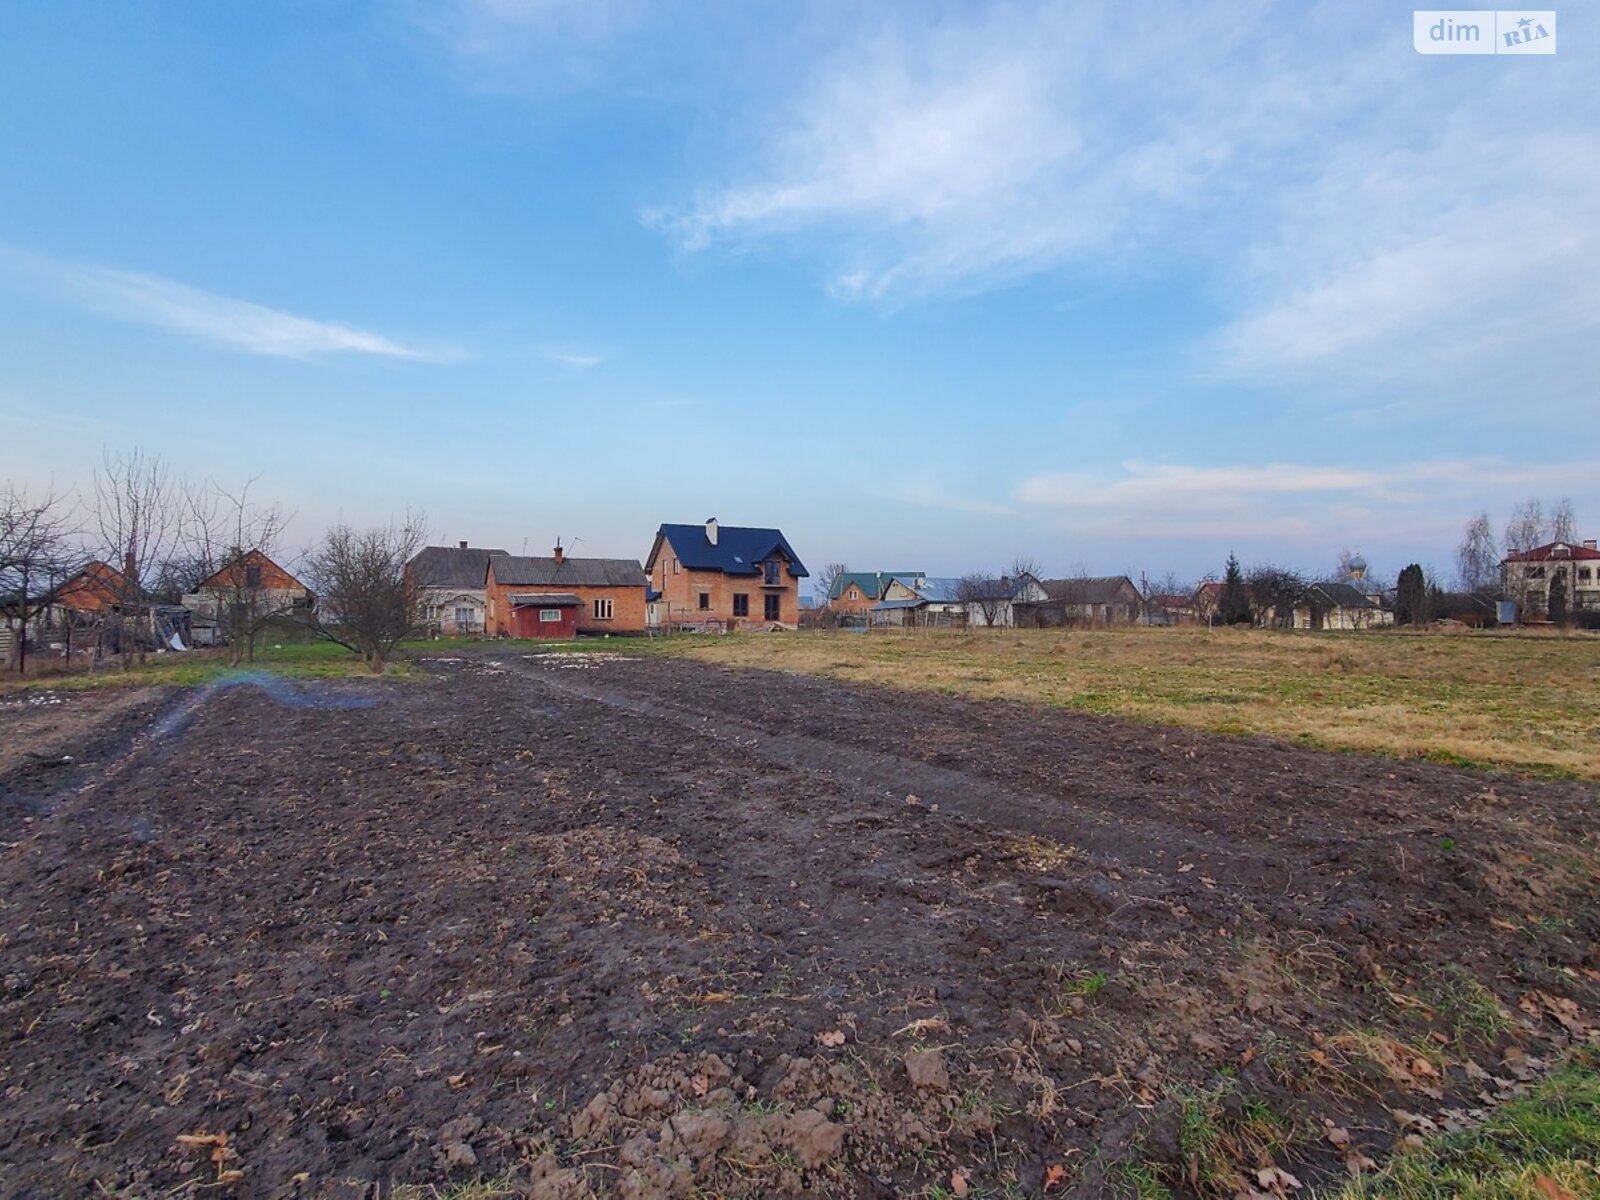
[651, 523, 809, 579]
[872, 598, 924, 610]
[891, 575, 964, 602]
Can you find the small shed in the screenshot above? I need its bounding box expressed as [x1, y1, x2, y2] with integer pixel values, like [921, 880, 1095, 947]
[507, 593, 581, 640]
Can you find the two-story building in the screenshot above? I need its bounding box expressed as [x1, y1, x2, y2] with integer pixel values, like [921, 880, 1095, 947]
[485, 544, 648, 638]
[646, 519, 808, 630]
[1503, 539, 1600, 620]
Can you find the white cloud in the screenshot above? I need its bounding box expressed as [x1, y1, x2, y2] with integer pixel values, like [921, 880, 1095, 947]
[4, 248, 443, 361]
[538, 345, 604, 367]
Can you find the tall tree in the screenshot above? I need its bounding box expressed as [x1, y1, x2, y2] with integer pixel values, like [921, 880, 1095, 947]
[0, 484, 77, 674]
[1550, 497, 1578, 544]
[1504, 498, 1546, 554]
[1455, 513, 1499, 592]
[1396, 563, 1431, 626]
[813, 562, 849, 605]
[305, 514, 426, 673]
[93, 449, 182, 668]
[1218, 554, 1252, 626]
[1548, 570, 1569, 626]
[958, 573, 1009, 628]
[1246, 564, 1306, 630]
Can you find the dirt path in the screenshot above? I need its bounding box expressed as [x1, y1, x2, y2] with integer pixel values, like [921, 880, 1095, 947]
[0, 654, 1595, 1199]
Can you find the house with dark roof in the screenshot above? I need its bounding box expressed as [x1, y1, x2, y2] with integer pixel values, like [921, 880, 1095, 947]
[827, 571, 922, 616]
[1294, 581, 1394, 630]
[1017, 576, 1143, 626]
[486, 543, 647, 638]
[646, 519, 808, 630]
[406, 542, 509, 636]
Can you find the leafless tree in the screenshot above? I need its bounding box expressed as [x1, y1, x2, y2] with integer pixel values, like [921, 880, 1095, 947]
[0, 484, 78, 673]
[958, 572, 1008, 628]
[186, 478, 291, 664]
[1190, 572, 1220, 626]
[813, 562, 850, 607]
[1504, 498, 1546, 554]
[1550, 497, 1578, 544]
[1455, 513, 1499, 593]
[1008, 555, 1041, 583]
[93, 449, 183, 668]
[305, 513, 426, 673]
[1246, 564, 1307, 630]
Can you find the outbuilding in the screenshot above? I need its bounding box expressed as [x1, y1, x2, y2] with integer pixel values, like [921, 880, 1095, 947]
[506, 593, 581, 639]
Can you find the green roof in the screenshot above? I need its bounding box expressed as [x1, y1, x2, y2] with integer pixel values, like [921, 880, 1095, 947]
[829, 571, 923, 600]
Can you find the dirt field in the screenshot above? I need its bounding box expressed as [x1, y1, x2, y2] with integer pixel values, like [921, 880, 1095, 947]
[2, 652, 1597, 1199]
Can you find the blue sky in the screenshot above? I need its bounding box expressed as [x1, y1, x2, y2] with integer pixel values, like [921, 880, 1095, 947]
[1, 1, 1595, 584]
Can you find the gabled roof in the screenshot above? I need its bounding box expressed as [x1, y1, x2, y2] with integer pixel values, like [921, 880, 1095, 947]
[1504, 541, 1600, 563]
[490, 555, 645, 588]
[649, 523, 809, 579]
[887, 576, 964, 603]
[829, 571, 922, 600]
[1308, 581, 1378, 609]
[56, 560, 127, 610]
[1039, 576, 1139, 605]
[198, 548, 308, 592]
[409, 544, 510, 589]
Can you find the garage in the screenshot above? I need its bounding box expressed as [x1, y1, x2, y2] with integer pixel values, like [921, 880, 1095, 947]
[507, 593, 581, 640]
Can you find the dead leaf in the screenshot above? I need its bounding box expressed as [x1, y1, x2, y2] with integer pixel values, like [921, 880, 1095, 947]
[817, 1029, 846, 1048]
[1239, 1045, 1257, 1067]
[1534, 1176, 1577, 1200]
[1043, 1163, 1067, 1191]
[950, 1169, 969, 1197]
[1323, 1122, 1351, 1147]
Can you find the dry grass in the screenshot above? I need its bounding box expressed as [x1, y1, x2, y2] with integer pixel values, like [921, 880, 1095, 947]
[651, 626, 1600, 780]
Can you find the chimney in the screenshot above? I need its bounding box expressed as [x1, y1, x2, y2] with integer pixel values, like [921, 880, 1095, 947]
[1586, 540, 1598, 551]
[705, 517, 718, 546]
[553, 540, 565, 565]
[458, 540, 468, 549]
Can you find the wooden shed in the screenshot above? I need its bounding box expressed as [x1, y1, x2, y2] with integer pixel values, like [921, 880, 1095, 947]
[507, 593, 581, 640]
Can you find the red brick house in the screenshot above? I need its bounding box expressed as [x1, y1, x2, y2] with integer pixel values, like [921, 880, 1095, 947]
[485, 544, 647, 638]
[646, 519, 808, 630]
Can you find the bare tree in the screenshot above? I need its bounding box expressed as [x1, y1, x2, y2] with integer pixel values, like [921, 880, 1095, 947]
[1504, 498, 1546, 555]
[1245, 564, 1307, 630]
[1008, 555, 1041, 583]
[1455, 513, 1499, 593]
[958, 572, 1008, 628]
[1190, 572, 1220, 627]
[813, 562, 850, 607]
[93, 449, 182, 668]
[305, 514, 426, 673]
[0, 484, 78, 673]
[1550, 497, 1578, 544]
[186, 478, 291, 664]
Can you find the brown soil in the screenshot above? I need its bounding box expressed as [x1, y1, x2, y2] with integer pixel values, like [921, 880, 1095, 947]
[1, 652, 1596, 1199]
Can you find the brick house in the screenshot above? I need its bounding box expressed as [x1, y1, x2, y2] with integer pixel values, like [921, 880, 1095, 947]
[485, 544, 648, 638]
[186, 551, 312, 620]
[646, 519, 808, 630]
[827, 571, 921, 615]
[406, 542, 509, 636]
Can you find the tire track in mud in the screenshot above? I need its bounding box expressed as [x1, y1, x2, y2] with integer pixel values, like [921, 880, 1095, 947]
[481, 654, 1294, 898]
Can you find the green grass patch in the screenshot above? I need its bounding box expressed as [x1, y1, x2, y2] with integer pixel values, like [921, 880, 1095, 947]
[1338, 1054, 1600, 1198]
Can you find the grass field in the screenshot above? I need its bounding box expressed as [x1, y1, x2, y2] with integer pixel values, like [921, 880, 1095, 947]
[651, 626, 1600, 781]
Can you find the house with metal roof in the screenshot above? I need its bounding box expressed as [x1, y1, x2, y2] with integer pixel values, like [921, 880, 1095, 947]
[645, 519, 808, 630]
[870, 576, 966, 626]
[486, 543, 648, 638]
[1016, 576, 1143, 626]
[1502, 539, 1600, 621]
[827, 570, 923, 616]
[406, 542, 509, 636]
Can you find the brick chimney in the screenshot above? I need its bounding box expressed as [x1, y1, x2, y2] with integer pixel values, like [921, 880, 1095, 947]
[705, 517, 718, 546]
[553, 540, 565, 564]
[458, 540, 467, 549]
[1586, 540, 1597, 551]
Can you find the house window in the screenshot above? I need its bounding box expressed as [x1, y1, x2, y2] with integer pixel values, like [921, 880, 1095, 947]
[454, 606, 473, 626]
[245, 565, 262, 588]
[672, 558, 680, 574]
[593, 597, 614, 620]
[1529, 566, 1545, 579]
[539, 609, 561, 623]
[733, 594, 749, 617]
[698, 592, 710, 610]
[763, 560, 780, 584]
[764, 594, 780, 621]
[1581, 568, 1593, 582]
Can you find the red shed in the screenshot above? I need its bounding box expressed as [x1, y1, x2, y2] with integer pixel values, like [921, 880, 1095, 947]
[507, 593, 581, 640]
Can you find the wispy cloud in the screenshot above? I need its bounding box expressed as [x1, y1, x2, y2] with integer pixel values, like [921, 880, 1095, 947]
[888, 478, 1018, 518]
[5, 247, 443, 361]
[537, 345, 604, 368]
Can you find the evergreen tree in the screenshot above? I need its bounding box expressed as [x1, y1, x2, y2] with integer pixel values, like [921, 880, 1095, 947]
[1396, 563, 1430, 626]
[1549, 570, 1569, 626]
[1219, 553, 1252, 625]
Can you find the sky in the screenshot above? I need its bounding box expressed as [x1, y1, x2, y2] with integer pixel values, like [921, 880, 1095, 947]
[1, 1, 1595, 586]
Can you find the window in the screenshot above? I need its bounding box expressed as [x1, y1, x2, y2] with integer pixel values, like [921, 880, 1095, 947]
[698, 592, 710, 610]
[539, 609, 561, 622]
[733, 593, 749, 617]
[764, 594, 780, 621]
[672, 558, 680, 574]
[593, 597, 614, 620]
[763, 560, 781, 584]
[245, 565, 262, 588]
[454, 606, 473, 626]
[1581, 568, 1593, 582]
[1529, 566, 1545, 579]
